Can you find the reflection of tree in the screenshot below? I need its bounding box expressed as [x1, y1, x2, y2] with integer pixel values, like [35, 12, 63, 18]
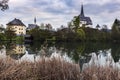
[111, 43, 120, 62]
[54, 42, 86, 62]
[4, 41, 119, 63]
[54, 42, 112, 62]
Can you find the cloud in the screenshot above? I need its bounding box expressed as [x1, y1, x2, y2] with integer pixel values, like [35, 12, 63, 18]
[9, 0, 30, 8]
[0, 0, 119, 29]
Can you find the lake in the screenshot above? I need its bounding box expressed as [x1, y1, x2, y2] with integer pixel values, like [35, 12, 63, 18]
[0, 41, 120, 70]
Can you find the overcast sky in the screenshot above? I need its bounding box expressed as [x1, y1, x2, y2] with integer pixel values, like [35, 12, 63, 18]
[0, 0, 120, 29]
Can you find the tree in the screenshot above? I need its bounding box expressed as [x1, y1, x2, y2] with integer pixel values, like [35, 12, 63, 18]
[68, 22, 72, 29]
[0, 0, 9, 11]
[76, 28, 86, 41]
[102, 25, 108, 32]
[111, 19, 120, 41]
[73, 16, 80, 32]
[96, 24, 100, 29]
[0, 24, 5, 33]
[5, 27, 16, 41]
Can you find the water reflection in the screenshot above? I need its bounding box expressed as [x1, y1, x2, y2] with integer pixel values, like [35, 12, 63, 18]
[81, 49, 120, 70]
[0, 42, 120, 69]
[6, 44, 26, 60]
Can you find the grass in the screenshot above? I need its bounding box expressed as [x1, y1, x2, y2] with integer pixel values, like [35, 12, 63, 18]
[0, 57, 80, 80]
[81, 66, 120, 80]
[0, 56, 120, 80]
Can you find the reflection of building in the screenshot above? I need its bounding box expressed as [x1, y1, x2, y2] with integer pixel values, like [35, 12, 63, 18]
[13, 45, 26, 54]
[6, 18, 26, 35]
[6, 44, 26, 60]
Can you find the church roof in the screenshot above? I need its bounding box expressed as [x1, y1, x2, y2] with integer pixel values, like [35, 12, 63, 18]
[7, 18, 25, 26]
[79, 4, 92, 25]
[27, 24, 39, 30]
[80, 16, 92, 25]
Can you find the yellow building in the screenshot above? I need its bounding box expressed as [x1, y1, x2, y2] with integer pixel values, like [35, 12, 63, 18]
[6, 18, 26, 35]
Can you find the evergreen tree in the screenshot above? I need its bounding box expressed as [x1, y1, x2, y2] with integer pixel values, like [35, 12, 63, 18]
[111, 19, 120, 41]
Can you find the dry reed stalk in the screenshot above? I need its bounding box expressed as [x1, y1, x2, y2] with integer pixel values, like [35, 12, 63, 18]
[0, 56, 80, 80]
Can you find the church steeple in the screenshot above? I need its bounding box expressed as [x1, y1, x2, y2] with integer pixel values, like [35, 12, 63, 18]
[80, 4, 85, 17]
[34, 17, 36, 24]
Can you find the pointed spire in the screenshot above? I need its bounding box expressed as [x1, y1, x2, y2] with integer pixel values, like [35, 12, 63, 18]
[34, 17, 36, 24]
[80, 4, 84, 17]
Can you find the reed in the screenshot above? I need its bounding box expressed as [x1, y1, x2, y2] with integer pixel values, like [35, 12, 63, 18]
[81, 66, 120, 80]
[0, 56, 120, 80]
[0, 57, 80, 80]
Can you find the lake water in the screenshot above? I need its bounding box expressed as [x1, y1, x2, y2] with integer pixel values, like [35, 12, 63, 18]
[0, 42, 120, 70]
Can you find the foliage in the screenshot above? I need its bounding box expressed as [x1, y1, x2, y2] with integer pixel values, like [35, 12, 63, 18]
[15, 36, 24, 42]
[27, 27, 53, 41]
[0, 33, 5, 40]
[4, 28, 16, 41]
[111, 19, 120, 41]
[76, 28, 86, 41]
[0, 0, 9, 11]
[73, 16, 80, 32]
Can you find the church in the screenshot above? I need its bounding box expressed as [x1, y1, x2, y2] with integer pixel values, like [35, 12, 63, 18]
[79, 4, 92, 27]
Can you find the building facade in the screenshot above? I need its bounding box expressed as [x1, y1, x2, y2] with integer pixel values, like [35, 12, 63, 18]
[6, 18, 26, 35]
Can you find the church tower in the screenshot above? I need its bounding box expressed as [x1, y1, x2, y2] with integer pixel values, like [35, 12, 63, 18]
[34, 17, 36, 24]
[80, 4, 85, 17]
[79, 4, 92, 27]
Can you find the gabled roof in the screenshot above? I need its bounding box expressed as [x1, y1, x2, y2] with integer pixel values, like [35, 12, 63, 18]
[27, 24, 38, 30]
[7, 18, 26, 26]
[80, 16, 92, 25]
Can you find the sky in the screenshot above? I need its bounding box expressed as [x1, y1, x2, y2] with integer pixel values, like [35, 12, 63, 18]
[0, 0, 120, 29]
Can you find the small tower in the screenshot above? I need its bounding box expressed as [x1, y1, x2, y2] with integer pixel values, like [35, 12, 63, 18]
[34, 17, 36, 24]
[79, 4, 92, 27]
[80, 4, 85, 17]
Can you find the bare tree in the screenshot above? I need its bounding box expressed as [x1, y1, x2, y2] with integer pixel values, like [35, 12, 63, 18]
[0, 0, 9, 11]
